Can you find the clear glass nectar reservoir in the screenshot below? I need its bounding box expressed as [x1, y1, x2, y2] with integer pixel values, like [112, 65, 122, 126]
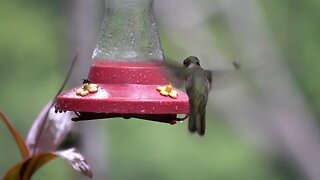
[92, 0, 163, 62]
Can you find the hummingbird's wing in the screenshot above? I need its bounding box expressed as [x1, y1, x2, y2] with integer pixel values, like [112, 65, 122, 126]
[164, 60, 240, 90]
[205, 70, 212, 89]
[163, 61, 195, 88]
[207, 61, 241, 90]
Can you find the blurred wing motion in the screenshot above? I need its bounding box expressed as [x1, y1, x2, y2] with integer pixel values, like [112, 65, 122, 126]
[206, 61, 241, 90]
[163, 60, 194, 88]
[164, 59, 240, 90]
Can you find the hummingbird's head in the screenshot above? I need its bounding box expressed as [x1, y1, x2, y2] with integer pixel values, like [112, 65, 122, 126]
[183, 56, 200, 68]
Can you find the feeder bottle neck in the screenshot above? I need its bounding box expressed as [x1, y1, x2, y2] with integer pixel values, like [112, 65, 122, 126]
[92, 0, 163, 62]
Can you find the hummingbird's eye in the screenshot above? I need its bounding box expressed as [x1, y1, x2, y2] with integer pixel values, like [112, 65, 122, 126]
[183, 60, 190, 67]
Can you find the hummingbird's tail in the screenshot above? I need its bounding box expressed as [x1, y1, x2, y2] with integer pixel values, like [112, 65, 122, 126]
[188, 107, 197, 133]
[188, 107, 206, 136]
[196, 109, 206, 136]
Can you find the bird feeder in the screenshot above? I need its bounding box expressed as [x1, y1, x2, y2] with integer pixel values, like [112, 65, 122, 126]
[55, 0, 189, 124]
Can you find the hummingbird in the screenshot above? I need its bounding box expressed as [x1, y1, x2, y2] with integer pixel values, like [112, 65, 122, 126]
[165, 56, 239, 136]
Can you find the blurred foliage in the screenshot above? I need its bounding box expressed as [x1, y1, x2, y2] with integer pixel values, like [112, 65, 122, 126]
[0, 0, 319, 179]
[260, 0, 320, 118]
[0, 0, 67, 178]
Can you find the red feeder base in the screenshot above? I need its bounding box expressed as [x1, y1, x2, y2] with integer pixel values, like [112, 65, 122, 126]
[55, 60, 189, 124]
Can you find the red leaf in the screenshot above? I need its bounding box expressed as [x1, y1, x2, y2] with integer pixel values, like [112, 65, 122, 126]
[3, 152, 57, 180]
[25, 101, 74, 155]
[0, 111, 29, 159]
[3, 149, 93, 179]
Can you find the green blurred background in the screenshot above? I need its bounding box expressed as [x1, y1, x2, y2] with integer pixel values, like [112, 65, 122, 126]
[1, 0, 320, 179]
